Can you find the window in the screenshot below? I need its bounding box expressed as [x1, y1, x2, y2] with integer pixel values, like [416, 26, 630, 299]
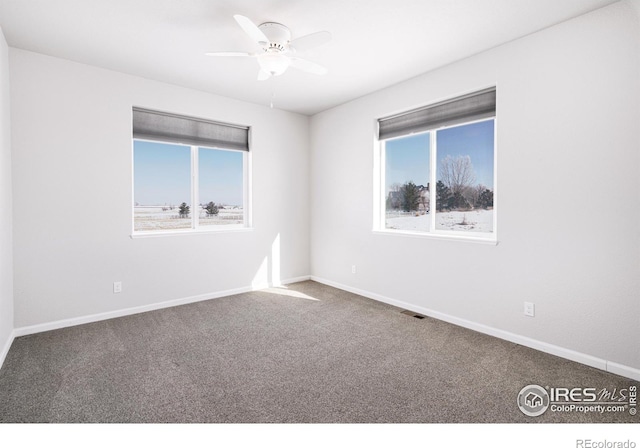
[377, 88, 496, 240]
[132, 108, 250, 234]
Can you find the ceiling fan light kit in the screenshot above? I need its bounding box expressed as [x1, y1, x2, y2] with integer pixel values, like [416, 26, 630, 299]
[206, 15, 330, 81]
[258, 22, 291, 49]
[258, 52, 290, 77]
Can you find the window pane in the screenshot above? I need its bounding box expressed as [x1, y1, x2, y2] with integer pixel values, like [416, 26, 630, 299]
[384, 133, 430, 232]
[435, 120, 494, 233]
[198, 147, 244, 227]
[133, 140, 191, 232]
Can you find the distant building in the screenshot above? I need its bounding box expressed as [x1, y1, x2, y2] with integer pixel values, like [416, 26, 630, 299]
[387, 183, 429, 212]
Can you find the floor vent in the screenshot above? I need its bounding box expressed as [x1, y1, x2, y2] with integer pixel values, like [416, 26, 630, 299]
[401, 310, 426, 320]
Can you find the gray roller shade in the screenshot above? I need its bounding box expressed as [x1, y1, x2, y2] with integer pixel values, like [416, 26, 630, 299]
[378, 87, 496, 140]
[132, 107, 250, 151]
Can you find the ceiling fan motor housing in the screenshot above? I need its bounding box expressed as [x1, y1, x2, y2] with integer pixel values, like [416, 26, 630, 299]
[258, 22, 291, 52]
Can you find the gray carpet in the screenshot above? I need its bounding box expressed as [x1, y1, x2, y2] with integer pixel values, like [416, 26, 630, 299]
[0, 281, 637, 423]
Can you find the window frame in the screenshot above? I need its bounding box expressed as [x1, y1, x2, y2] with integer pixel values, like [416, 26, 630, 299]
[131, 138, 252, 237]
[375, 115, 497, 244]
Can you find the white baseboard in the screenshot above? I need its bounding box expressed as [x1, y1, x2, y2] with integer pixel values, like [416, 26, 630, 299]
[0, 329, 15, 371]
[249, 275, 311, 291]
[311, 276, 640, 382]
[607, 362, 640, 382]
[5, 274, 638, 383]
[12, 276, 311, 339]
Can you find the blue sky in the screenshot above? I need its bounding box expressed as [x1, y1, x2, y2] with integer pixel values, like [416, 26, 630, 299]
[134, 141, 243, 206]
[385, 119, 494, 193]
[385, 133, 430, 191]
[198, 147, 243, 206]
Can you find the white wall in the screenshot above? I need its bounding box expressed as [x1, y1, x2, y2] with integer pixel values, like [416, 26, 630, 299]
[10, 49, 310, 328]
[0, 27, 13, 362]
[4, 1, 639, 379]
[310, 1, 640, 373]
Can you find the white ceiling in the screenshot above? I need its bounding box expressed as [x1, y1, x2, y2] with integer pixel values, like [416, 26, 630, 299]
[0, 0, 620, 115]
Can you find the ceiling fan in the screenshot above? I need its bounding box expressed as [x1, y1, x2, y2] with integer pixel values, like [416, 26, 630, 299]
[206, 15, 331, 81]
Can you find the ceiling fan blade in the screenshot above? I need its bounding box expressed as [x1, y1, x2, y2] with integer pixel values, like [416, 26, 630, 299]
[289, 31, 331, 52]
[234, 14, 269, 45]
[205, 51, 254, 57]
[257, 69, 271, 81]
[289, 57, 328, 75]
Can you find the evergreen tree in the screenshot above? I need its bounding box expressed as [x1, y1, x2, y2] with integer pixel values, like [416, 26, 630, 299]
[450, 191, 470, 210]
[436, 180, 451, 212]
[204, 201, 219, 216]
[478, 188, 493, 209]
[178, 202, 190, 217]
[400, 181, 420, 212]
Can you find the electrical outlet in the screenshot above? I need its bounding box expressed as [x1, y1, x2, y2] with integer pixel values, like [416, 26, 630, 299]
[113, 281, 122, 294]
[524, 302, 535, 317]
[351, 265, 357, 274]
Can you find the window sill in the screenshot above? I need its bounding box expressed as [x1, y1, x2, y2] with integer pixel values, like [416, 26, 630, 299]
[372, 229, 498, 245]
[130, 227, 253, 239]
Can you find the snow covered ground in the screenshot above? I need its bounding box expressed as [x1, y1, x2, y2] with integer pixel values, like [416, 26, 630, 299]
[386, 209, 493, 233]
[385, 212, 431, 232]
[134, 206, 243, 231]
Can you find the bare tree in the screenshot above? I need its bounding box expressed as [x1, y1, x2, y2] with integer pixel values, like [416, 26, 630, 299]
[439, 155, 476, 196]
[390, 182, 402, 192]
[386, 182, 403, 210]
[467, 184, 487, 208]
